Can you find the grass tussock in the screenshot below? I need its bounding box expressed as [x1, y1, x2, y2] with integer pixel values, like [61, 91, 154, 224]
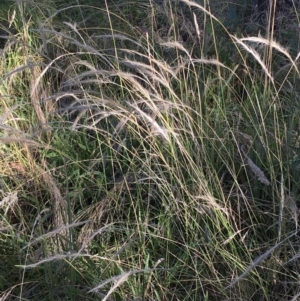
[1, 0, 300, 300]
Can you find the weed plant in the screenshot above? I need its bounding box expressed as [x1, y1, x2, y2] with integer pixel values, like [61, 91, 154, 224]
[1, 0, 300, 300]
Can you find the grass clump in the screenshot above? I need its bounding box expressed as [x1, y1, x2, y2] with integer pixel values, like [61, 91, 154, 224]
[1, 0, 300, 300]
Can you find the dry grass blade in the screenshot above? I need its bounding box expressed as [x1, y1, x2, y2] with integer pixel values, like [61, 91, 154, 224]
[241, 146, 271, 186]
[22, 221, 88, 250]
[290, 291, 300, 301]
[0, 287, 14, 300]
[76, 173, 139, 251]
[128, 103, 170, 142]
[144, 258, 164, 297]
[0, 136, 41, 146]
[285, 195, 299, 233]
[278, 174, 284, 240]
[18, 253, 107, 269]
[29, 64, 51, 132]
[0, 192, 18, 216]
[233, 37, 274, 85]
[39, 158, 68, 251]
[286, 252, 300, 265]
[239, 36, 299, 76]
[226, 232, 297, 289]
[179, 0, 220, 23]
[88, 269, 147, 293]
[92, 272, 133, 301]
[0, 104, 19, 122]
[77, 223, 114, 254]
[89, 268, 162, 301]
